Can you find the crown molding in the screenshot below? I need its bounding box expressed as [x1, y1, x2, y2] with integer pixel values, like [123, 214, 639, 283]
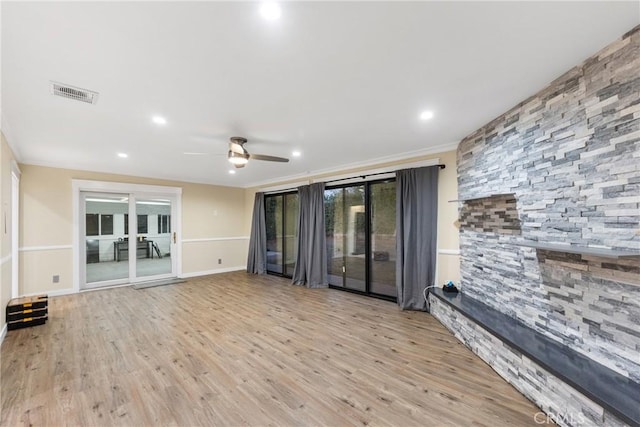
[243, 141, 459, 189]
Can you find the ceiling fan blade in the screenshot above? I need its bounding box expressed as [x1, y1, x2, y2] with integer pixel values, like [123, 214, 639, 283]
[249, 153, 290, 163]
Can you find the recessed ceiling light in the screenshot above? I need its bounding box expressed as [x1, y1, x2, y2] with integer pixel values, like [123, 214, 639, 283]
[420, 110, 435, 120]
[260, 2, 281, 21]
[117, 152, 128, 158]
[152, 116, 167, 125]
[229, 170, 236, 174]
[292, 150, 301, 157]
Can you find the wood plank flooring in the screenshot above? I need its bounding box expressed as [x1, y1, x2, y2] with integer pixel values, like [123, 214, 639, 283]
[1, 272, 549, 426]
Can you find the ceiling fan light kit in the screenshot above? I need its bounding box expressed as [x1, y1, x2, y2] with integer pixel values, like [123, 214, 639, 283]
[228, 150, 249, 167]
[226, 136, 289, 169]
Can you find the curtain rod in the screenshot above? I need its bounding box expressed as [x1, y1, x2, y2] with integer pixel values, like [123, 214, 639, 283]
[324, 164, 446, 184]
[263, 164, 445, 194]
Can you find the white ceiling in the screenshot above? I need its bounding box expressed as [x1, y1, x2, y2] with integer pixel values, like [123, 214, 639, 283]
[2, 1, 638, 188]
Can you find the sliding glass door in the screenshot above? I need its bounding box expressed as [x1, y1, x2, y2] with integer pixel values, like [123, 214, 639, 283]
[265, 192, 298, 277]
[324, 180, 396, 300]
[81, 191, 177, 289]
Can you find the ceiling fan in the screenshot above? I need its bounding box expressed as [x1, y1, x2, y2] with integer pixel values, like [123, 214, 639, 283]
[228, 136, 289, 168]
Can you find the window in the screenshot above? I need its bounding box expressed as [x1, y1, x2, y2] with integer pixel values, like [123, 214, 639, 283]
[158, 214, 171, 234]
[86, 214, 99, 236]
[86, 213, 116, 236]
[137, 215, 148, 234]
[101, 214, 114, 235]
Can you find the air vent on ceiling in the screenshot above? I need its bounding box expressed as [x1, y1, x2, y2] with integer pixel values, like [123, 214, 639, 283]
[50, 81, 99, 104]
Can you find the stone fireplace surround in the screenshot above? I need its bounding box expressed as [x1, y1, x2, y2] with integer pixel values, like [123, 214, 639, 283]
[429, 287, 639, 426]
[429, 26, 640, 427]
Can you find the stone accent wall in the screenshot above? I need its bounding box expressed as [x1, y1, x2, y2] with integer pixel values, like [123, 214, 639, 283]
[429, 296, 631, 427]
[537, 251, 640, 381]
[455, 26, 640, 380]
[458, 194, 521, 234]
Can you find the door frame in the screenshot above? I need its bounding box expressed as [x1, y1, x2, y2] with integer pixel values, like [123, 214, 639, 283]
[11, 161, 21, 298]
[72, 180, 182, 293]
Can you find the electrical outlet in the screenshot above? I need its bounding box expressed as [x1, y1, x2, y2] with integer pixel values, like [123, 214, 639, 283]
[218, 258, 222, 264]
[53, 275, 60, 283]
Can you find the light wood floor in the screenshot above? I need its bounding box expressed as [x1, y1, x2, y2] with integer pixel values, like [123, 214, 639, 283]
[1, 272, 547, 426]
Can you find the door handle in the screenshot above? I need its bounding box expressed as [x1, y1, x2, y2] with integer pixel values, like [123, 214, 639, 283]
[173, 232, 176, 244]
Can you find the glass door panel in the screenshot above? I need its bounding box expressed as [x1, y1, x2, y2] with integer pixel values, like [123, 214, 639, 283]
[324, 186, 366, 291]
[343, 186, 366, 291]
[324, 188, 344, 286]
[370, 181, 397, 297]
[135, 198, 172, 279]
[265, 192, 298, 277]
[83, 193, 129, 287]
[266, 196, 284, 274]
[283, 193, 298, 276]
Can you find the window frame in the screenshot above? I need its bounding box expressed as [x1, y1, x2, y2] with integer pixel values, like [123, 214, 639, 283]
[157, 214, 171, 234]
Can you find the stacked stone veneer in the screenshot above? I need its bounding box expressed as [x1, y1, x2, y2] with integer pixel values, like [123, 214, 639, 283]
[455, 25, 640, 384]
[429, 296, 630, 427]
[458, 194, 521, 234]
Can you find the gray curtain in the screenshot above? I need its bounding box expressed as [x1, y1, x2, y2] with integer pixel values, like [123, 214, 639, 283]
[247, 192, 267, 274]
[292, 183, 328, 288]
[396, 166, 439, 310]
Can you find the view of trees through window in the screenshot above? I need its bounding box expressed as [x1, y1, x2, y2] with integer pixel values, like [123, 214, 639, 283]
[324, 180, 397, 299]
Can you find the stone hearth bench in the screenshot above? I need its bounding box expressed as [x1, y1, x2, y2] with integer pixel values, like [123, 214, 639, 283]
[429, 289, 640, 427]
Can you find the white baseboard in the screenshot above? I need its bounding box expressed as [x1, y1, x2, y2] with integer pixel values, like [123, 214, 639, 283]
[0, 323, 7, 346]
[179, 266, 246, 279]
[20, 288, 76, 298]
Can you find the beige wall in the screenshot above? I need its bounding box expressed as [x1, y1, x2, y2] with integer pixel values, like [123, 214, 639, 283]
[19, 164, 247, 295]
[16, 148, 459, 300]
[1, 132, 18, 336]
[245, 149, 461, 286]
